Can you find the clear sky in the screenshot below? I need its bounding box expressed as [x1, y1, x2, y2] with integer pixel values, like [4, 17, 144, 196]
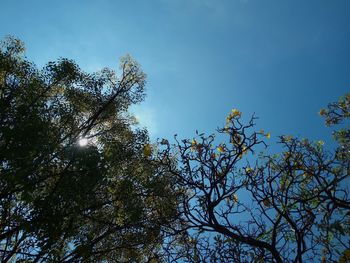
[1, 0, 349, 146]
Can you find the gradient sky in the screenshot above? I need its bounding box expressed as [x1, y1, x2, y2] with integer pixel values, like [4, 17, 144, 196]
[1, 0, 349, 147]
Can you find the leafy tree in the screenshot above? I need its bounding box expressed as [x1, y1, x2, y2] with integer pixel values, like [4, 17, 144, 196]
[2, 36, 349, 263]
[158, 96, 350, 262]
[0, 36, 179, 262]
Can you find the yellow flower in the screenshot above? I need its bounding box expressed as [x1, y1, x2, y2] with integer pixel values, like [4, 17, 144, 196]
[191, 139, 197, 146]
[188, 237, 195, 244]
[217, 145, 225, 153]
[317, 140, 324, 146]
[266, 132, 271, 139]
[283, 135, 293, 142]
[319, 108, 326, 116]
[245, 167, 253, 173]
[232, 193, 238, 203]
[231, 108, 241, 117]
[143, 144, 152, 157]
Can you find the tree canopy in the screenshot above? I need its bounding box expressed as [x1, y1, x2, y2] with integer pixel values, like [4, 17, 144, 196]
[0, 36, 349, 263]
[156, 95, 350, 262]
[0, 36, 179, 262]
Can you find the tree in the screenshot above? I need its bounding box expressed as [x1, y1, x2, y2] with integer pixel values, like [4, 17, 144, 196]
[0, 36, 179, 262]
[158, 96, 350, 262]
[2, 36, 348, 263]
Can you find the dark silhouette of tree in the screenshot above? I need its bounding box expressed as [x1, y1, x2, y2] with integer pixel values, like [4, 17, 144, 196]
[157, 95, 350, 262]
[0, 36, 179, 262]
[1, 36, 349, 263]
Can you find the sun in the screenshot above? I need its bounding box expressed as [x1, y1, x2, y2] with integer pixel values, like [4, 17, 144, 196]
[78, 138, 88, 147]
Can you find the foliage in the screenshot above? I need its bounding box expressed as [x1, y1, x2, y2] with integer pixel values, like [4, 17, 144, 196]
[0, 36, 179, 262]
[157, 96, 350, 262]
[1, 36, 349, 263]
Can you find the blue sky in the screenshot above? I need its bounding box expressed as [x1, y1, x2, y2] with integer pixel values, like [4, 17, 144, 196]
[1, 0, 349, 146]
